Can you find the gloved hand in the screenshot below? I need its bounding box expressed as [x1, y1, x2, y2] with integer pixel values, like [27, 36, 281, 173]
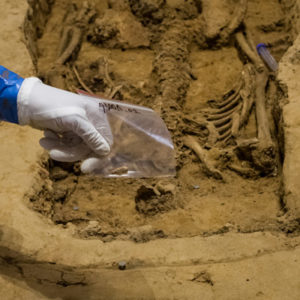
[0, 66, 113, 171]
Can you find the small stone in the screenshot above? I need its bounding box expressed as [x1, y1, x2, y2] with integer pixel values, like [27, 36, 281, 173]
[73, 206, 79, 211]
[102, 235, 114, 243]
[85, 221, 100, 231]
[193, 185, 200, 189]
[65, 222, 76, 234]
[224, 223, 234, 230]
[118, 261, 126, 270]
[87, 220, 99, 227]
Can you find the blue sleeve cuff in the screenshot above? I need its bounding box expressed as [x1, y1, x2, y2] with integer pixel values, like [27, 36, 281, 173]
[0, 66, 24, 124]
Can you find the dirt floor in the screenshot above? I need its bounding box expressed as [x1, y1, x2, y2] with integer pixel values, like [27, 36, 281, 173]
[1, 0, 300, 299]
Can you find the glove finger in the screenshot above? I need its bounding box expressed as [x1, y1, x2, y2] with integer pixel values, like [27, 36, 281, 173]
[81, 157, 107, 174]
[40, 137, 92, 162]
[50, 146, 91, 162]
[63, 115, 110, 156]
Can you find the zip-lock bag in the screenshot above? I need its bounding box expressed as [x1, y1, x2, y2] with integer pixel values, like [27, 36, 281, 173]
[78, 91, 176, 178]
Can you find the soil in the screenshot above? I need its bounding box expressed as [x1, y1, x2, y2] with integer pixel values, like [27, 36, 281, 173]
[3, 1, 300, 299]
[26, 0, 298, 243]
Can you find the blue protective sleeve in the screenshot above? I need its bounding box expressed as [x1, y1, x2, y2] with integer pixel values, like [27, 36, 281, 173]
[0, 65, 24, 124]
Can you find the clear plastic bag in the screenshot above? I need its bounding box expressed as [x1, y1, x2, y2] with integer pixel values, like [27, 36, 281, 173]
[78, 91, 176, 178]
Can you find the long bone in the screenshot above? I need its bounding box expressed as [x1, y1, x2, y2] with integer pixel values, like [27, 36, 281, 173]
[57, 2, 96, 65]
[41, 2, 97, 89]
[235, 31, 277, 173]
[204, 28, 277, 174]
[183, 136, 223, 180]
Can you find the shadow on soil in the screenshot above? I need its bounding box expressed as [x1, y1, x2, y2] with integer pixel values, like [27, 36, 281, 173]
[0, 226, 155, 300]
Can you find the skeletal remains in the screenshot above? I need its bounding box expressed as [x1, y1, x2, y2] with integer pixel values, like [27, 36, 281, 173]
[201, 31, 277, 177]
[182, 1, 278, 178]
[38, 0, 279, 178]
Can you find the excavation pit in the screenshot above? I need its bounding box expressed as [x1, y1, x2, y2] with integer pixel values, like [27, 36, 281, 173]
[1, 0, 300, 299]
[26, 0, 295, 242]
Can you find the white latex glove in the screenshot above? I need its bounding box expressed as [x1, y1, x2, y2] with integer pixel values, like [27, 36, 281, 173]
[17, 78, 113, 169]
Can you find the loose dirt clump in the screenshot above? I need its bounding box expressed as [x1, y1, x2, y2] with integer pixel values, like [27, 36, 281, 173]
[24, 0, 300, 243]
[88, 10, 150, 48]
[135, 182, 177, 216]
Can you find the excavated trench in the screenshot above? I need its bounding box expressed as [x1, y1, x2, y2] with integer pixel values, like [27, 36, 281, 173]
[23, 0, 300, 246]
[0, 0, 298, 298]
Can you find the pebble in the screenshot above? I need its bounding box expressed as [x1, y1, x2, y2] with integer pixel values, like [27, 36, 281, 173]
[87, 220, 99, 227]
[73, 206, 79, 211]
[193, 185, 200, 189]
[118, 261, 126, 270]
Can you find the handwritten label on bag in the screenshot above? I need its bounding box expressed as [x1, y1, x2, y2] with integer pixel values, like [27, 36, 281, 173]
[99, 102, 140, 114]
